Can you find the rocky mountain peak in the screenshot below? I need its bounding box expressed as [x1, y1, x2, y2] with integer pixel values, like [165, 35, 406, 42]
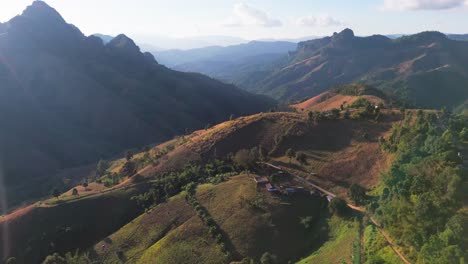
[332, 28, 355, 42]
[107, 34, 140, 53]
[21, 1, 66, 24]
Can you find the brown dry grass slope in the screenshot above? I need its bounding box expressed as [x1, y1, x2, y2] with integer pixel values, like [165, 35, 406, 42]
[1, 91, 403, 262]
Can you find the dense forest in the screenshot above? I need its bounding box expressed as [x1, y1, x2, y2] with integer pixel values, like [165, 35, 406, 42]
[371, 109, 467, 263]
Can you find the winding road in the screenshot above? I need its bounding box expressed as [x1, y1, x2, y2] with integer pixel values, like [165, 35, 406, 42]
[261, 162, 412, 264]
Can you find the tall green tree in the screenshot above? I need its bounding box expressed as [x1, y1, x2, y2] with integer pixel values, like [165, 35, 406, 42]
[96, 159, 108, 177]
[348, 184, 366, 205]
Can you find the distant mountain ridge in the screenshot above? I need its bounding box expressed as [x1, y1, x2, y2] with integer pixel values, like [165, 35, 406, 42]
[446, 33, 468, 41]
[0, 1, 274, 207]
[153, 41, 296, 86]
[387, 33, 468, 41]
[155, 40, 297, 67]
[235, 29, 468, 109]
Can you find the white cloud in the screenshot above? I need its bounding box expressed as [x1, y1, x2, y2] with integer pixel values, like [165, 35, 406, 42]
[383, 0, 467, 11]
[223, 3, 282, 27]
[296, 15, 343, 27]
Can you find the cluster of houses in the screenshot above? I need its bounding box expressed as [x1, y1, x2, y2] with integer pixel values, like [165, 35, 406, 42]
[253, 175, 334, 202]
[254, 176, 311, 196]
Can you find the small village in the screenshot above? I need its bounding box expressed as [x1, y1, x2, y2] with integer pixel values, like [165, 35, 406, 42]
[253, 173, 333, 202]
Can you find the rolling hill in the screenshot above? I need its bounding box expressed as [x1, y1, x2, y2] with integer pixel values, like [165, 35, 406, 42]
[0, 1, 275, 210]
[0, 88, 402, 262]
[93, 175, 328, 263]
[236, 29, 468, 110]
[291, 84, 390, 112]
[0, 3, 466, 264]
[1, 86, 465, 263]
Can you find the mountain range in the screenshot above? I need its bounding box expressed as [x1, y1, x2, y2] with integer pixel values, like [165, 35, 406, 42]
[0, 2, 466, 264]
[232, 29, 468, 109]
[152, 41, 296, 86]
[154, 41, 297, 67]
[0, 1, 274, 207]
[150, 29, 468, 110]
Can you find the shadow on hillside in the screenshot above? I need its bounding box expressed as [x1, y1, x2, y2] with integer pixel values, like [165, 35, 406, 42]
[278, 121, 356, 154]
[294, 211, 332, 262]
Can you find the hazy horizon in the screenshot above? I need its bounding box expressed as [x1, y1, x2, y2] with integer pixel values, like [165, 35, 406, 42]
[1, 0, 468, 49]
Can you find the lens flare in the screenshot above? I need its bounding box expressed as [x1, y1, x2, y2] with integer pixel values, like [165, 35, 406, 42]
[0, 158, 10, 260]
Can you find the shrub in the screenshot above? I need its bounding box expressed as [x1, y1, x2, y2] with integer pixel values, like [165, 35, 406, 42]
[233, 149, 257, 169]
[260, 252, 278, 264]
[460, 127, 468, 141]
[348, 184, 367, 205]
[329, 197, 350, 217]
[42, 253, 66, 264]
[208, 226, 217, 236]
[295, 152, 307, 165]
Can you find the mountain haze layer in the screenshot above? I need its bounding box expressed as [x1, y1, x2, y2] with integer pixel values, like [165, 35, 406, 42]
[152, 41, 295, 85]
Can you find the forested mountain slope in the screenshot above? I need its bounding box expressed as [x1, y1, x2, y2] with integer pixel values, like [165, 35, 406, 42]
[238, 29, 468, 110]
[0, 1, 274, 208]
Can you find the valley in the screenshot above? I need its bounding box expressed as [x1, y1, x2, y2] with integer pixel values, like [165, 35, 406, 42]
[0, 1, 467, 264]
[4, 84, 464, 263]
[160, 29, 468, 112]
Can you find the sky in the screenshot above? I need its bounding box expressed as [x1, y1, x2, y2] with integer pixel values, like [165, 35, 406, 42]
[0, 0, 468, 48]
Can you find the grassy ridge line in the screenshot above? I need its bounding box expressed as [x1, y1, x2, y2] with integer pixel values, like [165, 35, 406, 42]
[1, 168, 147, 219]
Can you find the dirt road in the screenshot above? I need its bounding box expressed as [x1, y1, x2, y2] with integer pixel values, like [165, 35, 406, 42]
[261, 162, 412, 264]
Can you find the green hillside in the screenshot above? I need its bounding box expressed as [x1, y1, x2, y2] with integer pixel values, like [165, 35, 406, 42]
[1, 81, 466, 264]
[92, 174, 328, 263]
